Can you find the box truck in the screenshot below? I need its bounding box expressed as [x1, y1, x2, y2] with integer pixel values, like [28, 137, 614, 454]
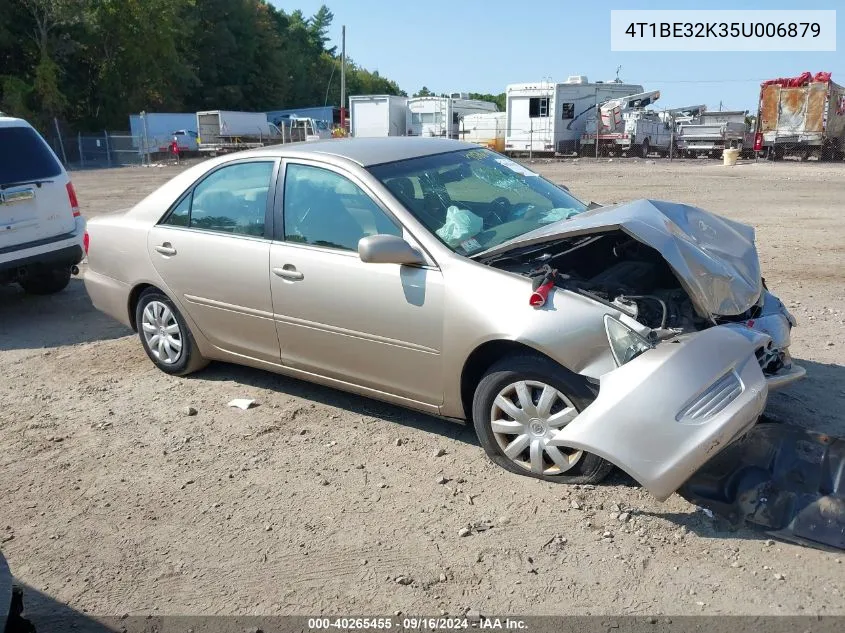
[757, 72, 845, 160]
[349, 95, 408, 137]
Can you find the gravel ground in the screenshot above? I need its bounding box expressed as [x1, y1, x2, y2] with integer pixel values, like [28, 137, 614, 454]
[1, 156, 843, 625]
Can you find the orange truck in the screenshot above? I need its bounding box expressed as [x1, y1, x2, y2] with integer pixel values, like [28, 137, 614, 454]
[756, 71, 845, 160]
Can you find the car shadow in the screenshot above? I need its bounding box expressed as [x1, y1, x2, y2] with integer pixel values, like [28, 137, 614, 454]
[196, 361, 480, 446]
[13, 582, 116, 633]
[764, 357, 845, 436]
[0, 277, 132, 352]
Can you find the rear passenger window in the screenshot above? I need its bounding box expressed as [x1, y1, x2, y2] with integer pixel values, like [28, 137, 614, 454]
[163, 161, 273, 237]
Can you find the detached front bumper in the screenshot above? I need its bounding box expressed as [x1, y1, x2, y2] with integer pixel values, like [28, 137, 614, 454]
[549, 326, 771, 501]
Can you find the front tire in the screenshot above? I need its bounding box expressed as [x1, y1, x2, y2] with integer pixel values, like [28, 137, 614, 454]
[19, 266, 71, 295]
[136, 288, 208, 376]
[472, 353, 613, 485]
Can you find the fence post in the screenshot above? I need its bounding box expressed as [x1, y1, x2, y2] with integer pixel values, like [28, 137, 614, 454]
[53, 118, 68, 166]
[77, 132, 85, 168]
[104, 130, 112, 167]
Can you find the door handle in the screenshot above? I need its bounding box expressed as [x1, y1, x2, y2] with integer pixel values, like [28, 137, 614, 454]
[273, 266, 304, 281]
[155, 243, 177, 256]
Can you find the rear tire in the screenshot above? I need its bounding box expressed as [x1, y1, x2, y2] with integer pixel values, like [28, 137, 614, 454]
[472, 353, 614, 485]
[19, 266, 71, 295]
[136, 288, 208, 376]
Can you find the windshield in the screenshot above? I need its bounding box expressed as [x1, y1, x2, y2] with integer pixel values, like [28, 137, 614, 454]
[368, 148, 586, 256]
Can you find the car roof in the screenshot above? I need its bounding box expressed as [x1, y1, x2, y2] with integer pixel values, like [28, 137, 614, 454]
[0, 116, 32, 129]
[241, 137, 478, 167]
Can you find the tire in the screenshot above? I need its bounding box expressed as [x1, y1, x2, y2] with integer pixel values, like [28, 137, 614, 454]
[135, 288, 208, 376]
[640, 139, 650, 158]
[19, 266, 71, 295]
[472, 353, 614, 485]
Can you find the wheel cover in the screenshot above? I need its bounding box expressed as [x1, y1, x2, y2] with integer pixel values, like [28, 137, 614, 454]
[490, 380, 583, 476]
[141, 300, 184, 365]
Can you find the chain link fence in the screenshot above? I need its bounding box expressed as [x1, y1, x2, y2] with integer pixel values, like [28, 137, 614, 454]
[46, 132, 180, 168]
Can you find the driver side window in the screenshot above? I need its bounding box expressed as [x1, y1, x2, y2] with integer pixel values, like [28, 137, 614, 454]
[283, 163, 401, 251]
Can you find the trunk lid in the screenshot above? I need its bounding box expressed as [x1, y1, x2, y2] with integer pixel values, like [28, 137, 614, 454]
[476, 198, 762, 317]
[0, 121, 74, 249]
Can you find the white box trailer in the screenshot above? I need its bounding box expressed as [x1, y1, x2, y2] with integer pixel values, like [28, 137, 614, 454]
[349, 95, 408, 137]
[461, 112, 507, 152]
[196, 110, 274, 153]
[407, 97, 497, 139]
[505, 76, 644, 155]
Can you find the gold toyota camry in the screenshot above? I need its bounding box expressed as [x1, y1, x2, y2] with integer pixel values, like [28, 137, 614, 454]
[84, 137, 804, 500]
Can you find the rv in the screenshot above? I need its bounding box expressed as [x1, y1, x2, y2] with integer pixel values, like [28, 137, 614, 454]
[504, 76, 644, 156]
[461, 112, 507, 152]
[406, 97, 497, 139]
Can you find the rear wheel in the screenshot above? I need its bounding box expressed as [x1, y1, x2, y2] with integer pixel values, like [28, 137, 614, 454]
[19, 266, 71, 295]
[472, 353, 613, 485]
[136, 288, 208, 375]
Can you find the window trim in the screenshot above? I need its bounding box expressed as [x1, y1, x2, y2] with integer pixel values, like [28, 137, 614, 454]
[157, 157, 281, 240]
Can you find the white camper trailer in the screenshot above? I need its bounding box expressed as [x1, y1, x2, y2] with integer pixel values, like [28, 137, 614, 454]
[349, 95, 408, 137]
[407, 97, 497, 139]
[504, 76, 644, 155]
[461, 112, 507, 152]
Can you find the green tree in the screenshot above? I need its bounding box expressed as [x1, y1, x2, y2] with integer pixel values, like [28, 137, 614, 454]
[414, 86, 433, 97]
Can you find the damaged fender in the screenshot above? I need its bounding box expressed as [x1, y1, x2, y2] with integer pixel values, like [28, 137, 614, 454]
[549, 326, 771, 501]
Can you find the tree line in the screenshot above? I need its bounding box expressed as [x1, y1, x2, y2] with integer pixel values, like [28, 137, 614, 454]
[0, 0, 405, 134]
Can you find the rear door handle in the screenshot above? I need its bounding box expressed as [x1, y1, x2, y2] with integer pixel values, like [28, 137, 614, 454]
[155, 243, 177, 256]
[273, 266, 304, 281]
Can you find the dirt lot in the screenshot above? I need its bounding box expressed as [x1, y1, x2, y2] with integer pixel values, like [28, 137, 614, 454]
[2, 157, 844, 625]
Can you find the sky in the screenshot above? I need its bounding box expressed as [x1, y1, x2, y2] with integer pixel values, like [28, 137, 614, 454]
[271, 0, 842, 113]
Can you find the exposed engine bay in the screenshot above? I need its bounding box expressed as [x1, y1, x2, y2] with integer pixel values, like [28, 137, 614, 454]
[483, 229, 763, 334]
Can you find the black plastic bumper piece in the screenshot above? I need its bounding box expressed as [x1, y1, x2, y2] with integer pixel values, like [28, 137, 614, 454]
[680, 421, 845, 551]
[0, 244, 83, 275]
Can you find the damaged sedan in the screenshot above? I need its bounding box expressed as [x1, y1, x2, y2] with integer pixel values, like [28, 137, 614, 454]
[84, 138, 804, 501]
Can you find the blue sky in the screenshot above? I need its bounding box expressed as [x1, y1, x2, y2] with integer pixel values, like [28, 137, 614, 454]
[271, 1, 842, 112]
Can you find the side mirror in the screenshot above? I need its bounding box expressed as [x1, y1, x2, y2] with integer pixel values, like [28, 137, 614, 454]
[358, 234, 425, 266]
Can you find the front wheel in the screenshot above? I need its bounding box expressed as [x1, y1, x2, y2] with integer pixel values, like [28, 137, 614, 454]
[136, 288, 208, 376]
[472, 354, 613, 485]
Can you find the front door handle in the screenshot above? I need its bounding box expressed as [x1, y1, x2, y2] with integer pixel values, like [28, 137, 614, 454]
[273, 266, 304, 281]
[155, 243, 177, 256]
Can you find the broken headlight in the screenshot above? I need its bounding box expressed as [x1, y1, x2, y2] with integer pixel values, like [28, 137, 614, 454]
[604, 315, 653, 366]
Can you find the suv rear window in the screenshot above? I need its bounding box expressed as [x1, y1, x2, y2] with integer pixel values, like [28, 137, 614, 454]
[0, 126, 62, 185]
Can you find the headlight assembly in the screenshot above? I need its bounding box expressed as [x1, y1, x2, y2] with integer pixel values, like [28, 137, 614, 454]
[604, 315, 653, 366]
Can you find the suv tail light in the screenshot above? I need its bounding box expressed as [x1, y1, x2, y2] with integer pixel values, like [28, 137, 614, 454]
[67, 182, 80, 217]
[83, 230, 89, 255]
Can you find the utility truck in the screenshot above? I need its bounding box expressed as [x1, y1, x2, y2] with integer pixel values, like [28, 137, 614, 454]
[676, 110, 752, 158]
[580, 90, 671, 157]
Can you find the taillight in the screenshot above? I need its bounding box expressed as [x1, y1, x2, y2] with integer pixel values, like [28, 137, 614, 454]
[83, 231, 89, 255]
[67, 182, 80, 217]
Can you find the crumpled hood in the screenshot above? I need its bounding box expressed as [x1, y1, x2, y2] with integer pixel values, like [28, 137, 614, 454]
[481, 199, 762, 316]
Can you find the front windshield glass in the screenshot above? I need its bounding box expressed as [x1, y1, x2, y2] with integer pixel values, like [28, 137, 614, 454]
[368, 148, 587, 256]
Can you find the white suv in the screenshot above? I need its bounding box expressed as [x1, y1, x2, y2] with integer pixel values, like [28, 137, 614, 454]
[0, 115, 86, 294]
